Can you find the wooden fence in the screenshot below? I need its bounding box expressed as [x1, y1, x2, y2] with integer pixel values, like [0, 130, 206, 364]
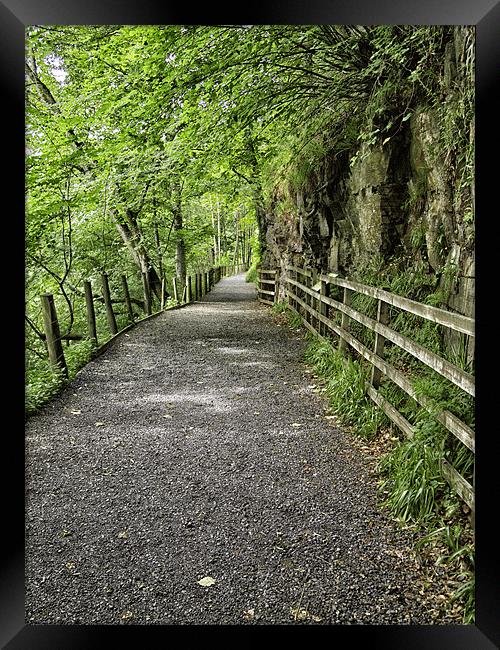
[39, 263, 247, 379]
[258, 264, 475, 514]
[257, 269, 277, 305]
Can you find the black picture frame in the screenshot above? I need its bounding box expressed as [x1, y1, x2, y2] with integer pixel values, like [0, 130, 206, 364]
[3, 0, 499, 647]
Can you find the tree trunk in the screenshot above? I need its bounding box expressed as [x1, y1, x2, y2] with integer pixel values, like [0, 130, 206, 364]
[245, 135, 270, 265]
[217, 200, 222, 263]
[111, 209, 163, 299]
[232, 213, 240, 265]
[172, 183, 186, 289]
[154, 199, 164, 281]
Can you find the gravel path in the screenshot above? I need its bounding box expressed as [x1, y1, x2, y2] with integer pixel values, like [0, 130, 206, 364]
[26, 273, 445, 625]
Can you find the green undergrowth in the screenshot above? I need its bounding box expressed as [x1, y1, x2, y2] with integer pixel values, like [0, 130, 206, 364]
[245, 263, 258, 284]
[26, 338, 95, 416]
[289, 323, 474, 623]
[304, 337, 385, 438]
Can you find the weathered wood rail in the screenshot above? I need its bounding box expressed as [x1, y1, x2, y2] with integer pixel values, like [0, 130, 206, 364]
[40, 263, 248, 378]
[257, 264, 475, 513]
[257, 269, 277, 305]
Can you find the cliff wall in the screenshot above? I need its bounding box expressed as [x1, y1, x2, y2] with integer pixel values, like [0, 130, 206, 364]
[261, 27, 474, 341]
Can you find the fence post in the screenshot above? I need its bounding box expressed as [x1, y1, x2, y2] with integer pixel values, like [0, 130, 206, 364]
[305, 267, 312, 327]
[187, 275, 192, 303]
[101, 272, 118, 335]
[338, 287, 352, 355]
[320, 273, 328, 338]
[287, 267, 293, 312]
[142, 272, 152, 316]
[205, 271, 209, 294]
[84, 281, 98, 345]
[371, 298, 390, 388]
[311, 268, 318, 333]
[121, 275, 134, 322]
[299, 268, 306, 321]
[41, 293, 68, 378]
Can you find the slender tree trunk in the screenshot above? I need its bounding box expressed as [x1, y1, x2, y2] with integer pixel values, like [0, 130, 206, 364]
[232, 213, 240, 265]
[210, 199, 217, 265]
[172, 182, 186, 289]
[247, 225, 253, 265]
[241, 228, 246, 265]
[217, 200, 222, 263]
[154, 198, 164, 281]
[245, 133, 269, 264]
[111, 210, 163, 299]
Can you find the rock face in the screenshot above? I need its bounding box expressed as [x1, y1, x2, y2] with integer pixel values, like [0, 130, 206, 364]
[261, 28, 474, 344]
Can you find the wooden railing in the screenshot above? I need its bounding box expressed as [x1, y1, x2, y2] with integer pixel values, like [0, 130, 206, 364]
[39, 264, 246, 379]
[257, 269, 277, 305]
[260, 264, 475, 513]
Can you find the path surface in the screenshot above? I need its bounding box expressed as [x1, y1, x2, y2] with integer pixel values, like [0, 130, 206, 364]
[26, 273, 444, 625]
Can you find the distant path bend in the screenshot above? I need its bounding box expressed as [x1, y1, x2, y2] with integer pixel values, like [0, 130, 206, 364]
[26, 273, 451, 624]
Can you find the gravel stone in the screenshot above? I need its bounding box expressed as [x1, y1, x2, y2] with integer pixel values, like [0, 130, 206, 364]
[26, 273, 449, 625]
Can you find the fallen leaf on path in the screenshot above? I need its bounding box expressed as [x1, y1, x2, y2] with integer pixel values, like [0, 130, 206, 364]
[290, 607, 322, 622]
[95, 422, 105, 426]
[163, 414, 173, 419]
[197, 576, 216, 587]
[291, 423, 302, 428]
[118, 531, 128, 539]
[70, 410, 81, 415]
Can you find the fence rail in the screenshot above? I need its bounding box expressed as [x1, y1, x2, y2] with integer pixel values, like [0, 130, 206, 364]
[257, 269, 277, 305]
[258, 264, 475, 513]
[38, 263, 247, 379]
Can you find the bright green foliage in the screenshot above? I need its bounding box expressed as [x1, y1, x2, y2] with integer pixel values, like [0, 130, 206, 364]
[285, 308, 303, 330]
[304, 338, 385, 438]
[245, 265, 258, 284]
[26, 25, 470, 392]
[379, 422, 448, 523]
[26, 339, 94, 415]
[271, 301, 288, 314]
[25, 365, 66, 415]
